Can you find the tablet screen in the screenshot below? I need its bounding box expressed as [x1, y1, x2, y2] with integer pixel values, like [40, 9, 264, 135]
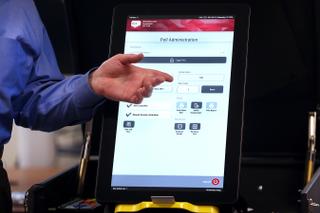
[112, 16, 235, 190]
[96, 4, 249, 204]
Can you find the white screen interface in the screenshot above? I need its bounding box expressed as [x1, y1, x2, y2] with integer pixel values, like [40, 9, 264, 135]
[111, 16, 235, 190]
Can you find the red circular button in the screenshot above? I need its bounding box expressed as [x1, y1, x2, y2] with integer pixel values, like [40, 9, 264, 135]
[211, 178, 220, 185]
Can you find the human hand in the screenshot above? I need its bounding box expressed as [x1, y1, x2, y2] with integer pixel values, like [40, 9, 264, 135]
[89, 53, 173, 104]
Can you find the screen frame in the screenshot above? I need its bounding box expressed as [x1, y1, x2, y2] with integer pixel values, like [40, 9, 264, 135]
[96, 3, 250, 205]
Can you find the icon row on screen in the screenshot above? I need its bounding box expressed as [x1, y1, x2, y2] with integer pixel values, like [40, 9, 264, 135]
[123, 121, 201, 130]
[177, 101, 217, 110]
[175, 123, 201, 130]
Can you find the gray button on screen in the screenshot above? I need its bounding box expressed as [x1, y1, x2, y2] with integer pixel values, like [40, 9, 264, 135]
[191, 102, 202, 109]
[190, 123, 201, 130]
[175, 123, 186, 130]
[201, 86, 223, 93]
[124, 121, 135, 128]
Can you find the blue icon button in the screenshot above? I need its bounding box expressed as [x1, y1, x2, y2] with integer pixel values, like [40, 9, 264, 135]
[123, 121, 135, 128]
[191, 102, 202, 109]
[190, 123, 201, 130]
[175, 123, 186, 130]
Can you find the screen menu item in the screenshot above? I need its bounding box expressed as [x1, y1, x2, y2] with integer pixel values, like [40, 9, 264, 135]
[111, 16, 235, 190]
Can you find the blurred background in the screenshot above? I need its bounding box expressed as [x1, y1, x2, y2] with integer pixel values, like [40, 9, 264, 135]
[3, 124, 82, 170]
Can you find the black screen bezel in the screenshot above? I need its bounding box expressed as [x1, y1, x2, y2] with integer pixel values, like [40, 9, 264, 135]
[96, 3, 250, 205]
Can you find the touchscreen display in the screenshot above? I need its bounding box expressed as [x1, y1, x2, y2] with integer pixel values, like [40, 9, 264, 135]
[111, 16, 235, 190]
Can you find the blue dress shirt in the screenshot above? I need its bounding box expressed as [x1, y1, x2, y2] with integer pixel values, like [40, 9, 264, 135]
[0, 0, 104, 145]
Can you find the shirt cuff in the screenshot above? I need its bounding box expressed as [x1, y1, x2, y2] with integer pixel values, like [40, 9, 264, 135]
[72, 71, 105, 108]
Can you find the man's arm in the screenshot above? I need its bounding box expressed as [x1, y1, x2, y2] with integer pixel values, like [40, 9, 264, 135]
[89, 53, 173, 104]
[8, 37, 172, 132]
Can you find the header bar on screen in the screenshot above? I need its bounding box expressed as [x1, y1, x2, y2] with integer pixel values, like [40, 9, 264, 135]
[126, 18, 235, 32]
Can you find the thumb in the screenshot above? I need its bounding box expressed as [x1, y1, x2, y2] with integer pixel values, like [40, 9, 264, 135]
[116, 53, 144, 65]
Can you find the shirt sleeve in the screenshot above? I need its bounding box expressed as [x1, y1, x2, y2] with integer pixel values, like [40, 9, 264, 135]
[12, 34, 105, 131]
[15, 72, 105, 132]
[0, 36, 104, 133]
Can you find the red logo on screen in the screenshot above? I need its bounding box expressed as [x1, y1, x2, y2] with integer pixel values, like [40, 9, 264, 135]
[211, 178, 220, 185]
[130, 20, 141, 28]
